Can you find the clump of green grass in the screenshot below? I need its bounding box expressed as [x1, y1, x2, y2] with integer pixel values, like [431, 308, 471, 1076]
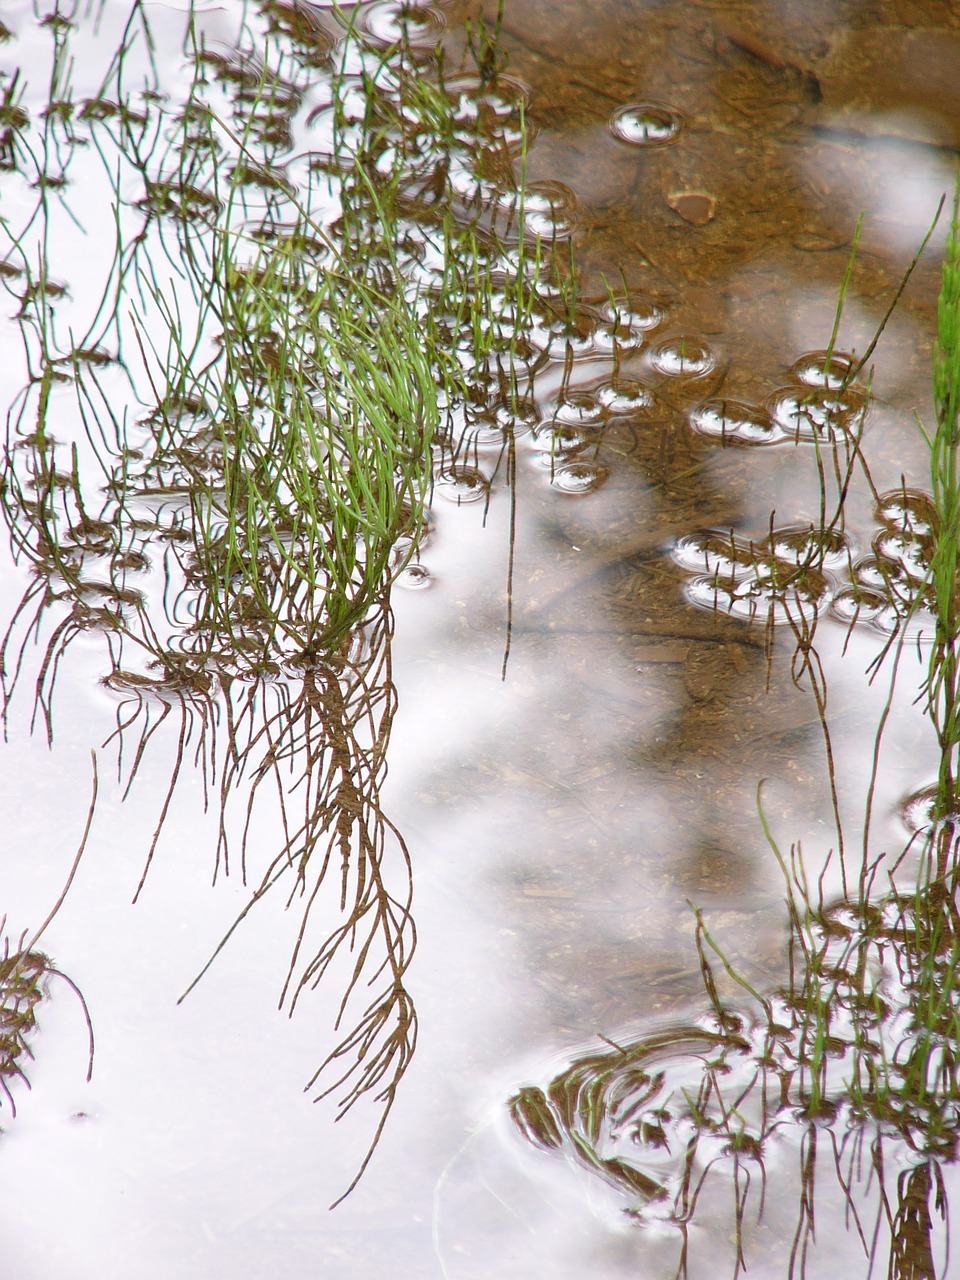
[923, 176, 960, 837]
[1, 0, 563, 1202]
[121, 5, 554, 675]
[140, 232, 440, 668]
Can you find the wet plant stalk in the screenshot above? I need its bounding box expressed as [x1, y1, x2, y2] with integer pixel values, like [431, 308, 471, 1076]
[926, 175, 960, 853]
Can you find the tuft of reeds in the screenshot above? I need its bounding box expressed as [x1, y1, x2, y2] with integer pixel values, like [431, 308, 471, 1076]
[0, 0, 562, 1200]
[140, 237, 440, 668]
[509, 168, 960, 1275]
[924, 177, 960, 838]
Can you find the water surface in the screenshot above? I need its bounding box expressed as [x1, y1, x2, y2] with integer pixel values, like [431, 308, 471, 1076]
[0, 1, 957, 1276]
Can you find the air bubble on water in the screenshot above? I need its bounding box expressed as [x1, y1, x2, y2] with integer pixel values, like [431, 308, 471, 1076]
[353, 1, 446, 50]
[831, 586, 888, 627]
[689, 399, 777, 443]
[322, 78, 370, 124]
[550, 461, 608, 494]
[447, 160, 507, 205]
[684, 576, 729, 613]
[597, 377, 654, 413]
[442, 73, 531, 150]
[542, 330, 599, 360]
[525, 207, 577, 239]
[304, 105, 365, 157]
[526, 181, 578, 237]
[873, 602, 919, 634]
[528, 307, 602, 361]
[599, 297, 664, 332]
[514, 181, 575, 216]
[790, 349, 857, 389]
[610, 102, 684, 147]
[388, 149, 460, 213]
[590, 331, 641, 356]
[769, 525, 848, 569]
[672, 532, 743, 579]
[766, 386, 865, 442]
[899, 786, 940, 836]
[852, 557, 890, 592]
[395, 562, 432, 589]
[551, 390, 606, 425]
[432, 466, 489, 504]
[874, 531, 929, 581]
[453, 418, 507, 454]
[876, 489, 936, 537]
[650, 336, 716, 378]
[528, 422, 592, 464]
[493, 180, 578, 241]
[584, 294, 655, 349]
[445, 72, 529, 117]
[490, 395, 539, 433]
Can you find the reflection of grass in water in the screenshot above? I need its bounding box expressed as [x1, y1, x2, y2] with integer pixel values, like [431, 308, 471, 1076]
[0, 0, 555, 1198]
[141, 240, 439, 665]
[0, 764, 96, 1119]
[511, 178, 960, 1276]
[511, 858, 960, 1277]
[174, 600, 417, 1204]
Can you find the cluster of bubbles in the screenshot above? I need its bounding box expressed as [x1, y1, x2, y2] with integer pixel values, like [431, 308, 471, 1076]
[520, 371, 657, 494]
[348, 66, 735, 582]
[673, 523, 848, 625]
[689, 350, 866, 447]
[672, 487, 940, 635]
[510, 894, 958, 1245]
[832, 488, 936, 633]
[430, 299, 724, 515]
[671, 335, 940, 639]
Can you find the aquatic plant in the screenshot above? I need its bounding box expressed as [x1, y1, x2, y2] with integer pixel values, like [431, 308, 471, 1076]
[0, 764, 96, 1119]
[924, 179, 960, 837]
[0, 0, 563, 1198]
[509, 854, 960, 1278]
[0, 939, 56, 1115]
[509, 173, 960, 1277]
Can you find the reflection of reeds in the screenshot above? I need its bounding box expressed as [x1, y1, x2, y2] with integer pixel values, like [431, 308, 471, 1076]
[511, 836, 960, 1278]
[172, 601, 416, 1203]
[1, 0, 555, 1198]
[0, 762, 96, 1117]
[512, 177, 960, 1276]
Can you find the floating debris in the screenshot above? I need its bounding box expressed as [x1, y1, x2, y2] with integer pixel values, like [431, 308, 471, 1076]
[666, 190, 717, 226]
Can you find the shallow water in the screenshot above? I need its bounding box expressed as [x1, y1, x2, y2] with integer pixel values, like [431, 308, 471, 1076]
[0, 1, 958, 1276]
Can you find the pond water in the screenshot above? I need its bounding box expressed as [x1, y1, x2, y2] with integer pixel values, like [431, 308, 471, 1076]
[1, 1, 959, 1277]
